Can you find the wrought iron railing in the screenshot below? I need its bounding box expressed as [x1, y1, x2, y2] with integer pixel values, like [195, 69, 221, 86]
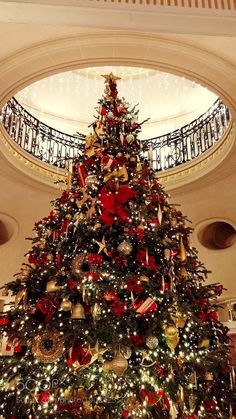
[0, 97, 231, 171]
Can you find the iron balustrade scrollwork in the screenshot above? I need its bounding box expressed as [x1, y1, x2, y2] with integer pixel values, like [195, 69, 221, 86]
[0, 97, 231, 171]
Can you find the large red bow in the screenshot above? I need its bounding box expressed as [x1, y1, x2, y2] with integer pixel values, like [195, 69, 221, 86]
[99, 186, 136, 225]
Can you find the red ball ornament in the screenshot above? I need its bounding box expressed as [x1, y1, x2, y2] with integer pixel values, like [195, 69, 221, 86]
[122, 409, 131, 418]
[0, 316, 9, 325]
[130, 334, 144, 346]
[203, 399, 216, 412]
[38, 390, 51, 404]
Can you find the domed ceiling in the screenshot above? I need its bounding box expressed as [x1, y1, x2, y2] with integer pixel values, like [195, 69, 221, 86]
[15, 66, 217, 139]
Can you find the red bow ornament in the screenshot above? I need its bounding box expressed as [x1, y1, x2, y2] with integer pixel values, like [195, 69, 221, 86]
[99, 186, 136, 225]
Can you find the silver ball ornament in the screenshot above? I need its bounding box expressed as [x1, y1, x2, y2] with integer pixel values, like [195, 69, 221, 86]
[85, 175, 98, 189]
[106, 111, 114, 119]
[146, 335, 159, 349]
[117, 240, 133, 256]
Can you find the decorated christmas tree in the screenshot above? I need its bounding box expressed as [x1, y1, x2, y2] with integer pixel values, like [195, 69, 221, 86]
[0, 74, 232, 418]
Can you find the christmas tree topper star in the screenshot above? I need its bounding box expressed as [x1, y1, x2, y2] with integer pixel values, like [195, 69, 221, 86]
[102, 73, 121, 84]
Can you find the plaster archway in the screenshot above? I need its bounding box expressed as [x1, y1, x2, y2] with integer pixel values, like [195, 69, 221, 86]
[0, 32, 236, 117]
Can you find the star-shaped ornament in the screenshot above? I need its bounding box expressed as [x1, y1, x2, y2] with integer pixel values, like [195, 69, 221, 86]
[85, 342, 107, 364]
[95, 236, 108, 255]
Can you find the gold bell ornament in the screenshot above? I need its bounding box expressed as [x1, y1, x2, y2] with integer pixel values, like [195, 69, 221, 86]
[46, 280, 61, 293]
[164, 324, 179, 351]
[60, 298, 72, 311]
[71, 303, 85, 319]
[205, 371, 214, 381]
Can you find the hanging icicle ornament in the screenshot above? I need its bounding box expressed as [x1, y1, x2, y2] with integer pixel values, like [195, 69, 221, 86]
[157, 205, 163, 225]
[179, 236, 187, 261]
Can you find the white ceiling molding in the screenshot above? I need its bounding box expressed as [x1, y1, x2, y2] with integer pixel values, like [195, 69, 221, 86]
[0, 32, 236, 118]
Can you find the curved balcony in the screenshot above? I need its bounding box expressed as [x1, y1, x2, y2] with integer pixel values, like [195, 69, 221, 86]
[0, 97, 231, 173]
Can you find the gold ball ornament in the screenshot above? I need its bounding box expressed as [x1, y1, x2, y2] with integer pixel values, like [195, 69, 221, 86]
[146, 335, 159, 349]
[32, 331, 64, 363]
[71, 303, 85, 319]
[103, 353, 128, 376]
[60, 298, 72, 311]
[46, 280, 62, 293]
[117, 240, 133, 256]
